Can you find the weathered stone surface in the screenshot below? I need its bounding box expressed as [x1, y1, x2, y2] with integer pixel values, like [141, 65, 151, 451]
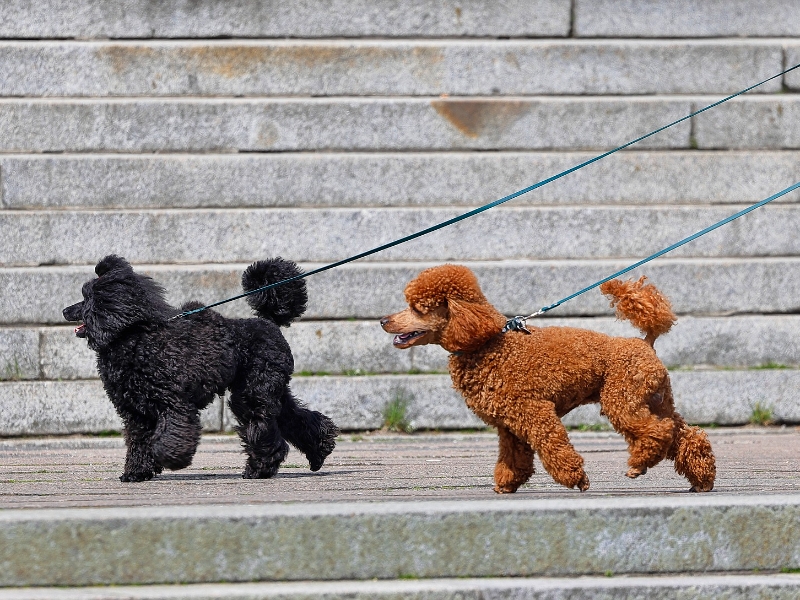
[0, 381, 222, 436]
[695, 98, 800, 150]
[0, 40, 782, 97]
[32, 315, 800, 381]
[0, 495, 799, 586]
[0, 328, 38, 380]
[786, 45, 800, 90]
[575, 0, 800, 37]
[2, 575, 799, 600]
[3, 259, 800, 324]
[5, 369, 798, 434]
[4, 151, 800, 210]
[0, 0, 570, 39]
[287, 374, 483, 431]
[0, 98, 692, 153]
[3, 204, 798, 267]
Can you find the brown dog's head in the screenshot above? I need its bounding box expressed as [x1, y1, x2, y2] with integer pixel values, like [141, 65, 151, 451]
[380, 265, 506, 353]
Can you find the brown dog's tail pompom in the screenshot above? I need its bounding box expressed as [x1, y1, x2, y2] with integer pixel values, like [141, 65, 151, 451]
[600, 276, 676, 346]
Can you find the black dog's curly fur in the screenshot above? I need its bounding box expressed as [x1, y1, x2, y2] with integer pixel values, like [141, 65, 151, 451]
[63, 255, 338, 482]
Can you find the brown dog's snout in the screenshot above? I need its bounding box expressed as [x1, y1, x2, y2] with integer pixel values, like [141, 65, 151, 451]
[380, 316, 390, 328]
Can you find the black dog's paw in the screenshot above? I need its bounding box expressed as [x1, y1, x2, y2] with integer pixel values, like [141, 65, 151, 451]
[307, 422, 339, 472]
[242, 462, 280, 479]
[120, 470, 155, 482]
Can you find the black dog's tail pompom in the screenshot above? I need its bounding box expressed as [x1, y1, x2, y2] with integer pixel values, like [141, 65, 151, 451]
[242, 258, 308, 326]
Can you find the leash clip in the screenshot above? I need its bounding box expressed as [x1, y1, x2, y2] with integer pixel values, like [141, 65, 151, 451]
[502, 316, 531, 334]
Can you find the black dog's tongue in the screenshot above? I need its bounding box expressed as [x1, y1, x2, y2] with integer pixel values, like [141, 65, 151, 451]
[74, 324, 86, 336]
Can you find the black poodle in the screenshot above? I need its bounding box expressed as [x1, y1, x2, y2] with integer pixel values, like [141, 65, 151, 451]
[63, 255, 338, 482]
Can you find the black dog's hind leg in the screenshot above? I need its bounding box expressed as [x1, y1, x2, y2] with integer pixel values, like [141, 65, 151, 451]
[229, 384, 289, 479]
[121, 416, 161, 482]
[277, 389, 338, 471]
[151, 406, 202, 471]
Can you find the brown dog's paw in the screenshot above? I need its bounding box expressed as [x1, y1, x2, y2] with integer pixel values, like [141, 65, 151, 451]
[625, 466, 647, 479]
[493, 483, 519, 494]
[689, 482, 714, 493]
[577, 473, 590, 492]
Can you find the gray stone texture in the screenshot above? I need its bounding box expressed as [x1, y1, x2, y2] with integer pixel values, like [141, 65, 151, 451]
[2, 575, 800, 600]
[3, 204, 797, 266]
[0, 381, 222, 436]
[786, 45, 800, 90]
[575, 0, 800, 37]
[695, 98, 800, 149]
[0, 98, 692, 153]
[0, 1, 571, 39]
[0, 40, 783, 97]
[0, 328, 39, 380]
[3, 369, 797, 434]
[28, 316, 800, 382]
[4, 152, 800, 210]
[0, 496, 799, 586]
[4, 259, 800, 324]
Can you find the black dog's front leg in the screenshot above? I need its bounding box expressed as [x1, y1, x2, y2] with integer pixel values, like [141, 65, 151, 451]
[121, 417, 161, 482]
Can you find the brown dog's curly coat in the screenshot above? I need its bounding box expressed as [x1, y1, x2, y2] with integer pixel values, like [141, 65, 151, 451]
[381, 264, 715, 493]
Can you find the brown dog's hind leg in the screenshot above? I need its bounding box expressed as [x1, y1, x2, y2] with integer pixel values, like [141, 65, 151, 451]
[506, 400, 589, 491]
[494, 425, 535, 493]
[600, 369, 675, 479]
[668, 413, 716, 492]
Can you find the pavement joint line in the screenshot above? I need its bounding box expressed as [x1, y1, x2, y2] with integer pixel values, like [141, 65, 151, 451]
[1, 492, 799, 521]
[1, 574, 800, 598]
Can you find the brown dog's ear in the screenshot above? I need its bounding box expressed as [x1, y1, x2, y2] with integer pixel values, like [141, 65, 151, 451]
[441, 298, 505, 353]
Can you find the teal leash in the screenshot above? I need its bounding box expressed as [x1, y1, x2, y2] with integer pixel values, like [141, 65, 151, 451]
[174, 62, 800, 320]
[503, 180, 800, 333]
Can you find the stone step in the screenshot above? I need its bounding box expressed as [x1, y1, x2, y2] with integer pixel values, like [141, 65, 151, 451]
[3, 574, 800, 600]
[4, 0, 799, 40]
[1, 369, 798, 435]
[0, 495, 798, 586]
[575, 0, 800, 37]
[4, 316, 797, 382]
[0, 97, 693, 152]
[0, 40, 786, 97]
[3, 259, 799, 323]
[0, 0, 571, 39]
[2, 204, 798, 267]
[1, 97, 798, 152]
[3, 151, 800, 210]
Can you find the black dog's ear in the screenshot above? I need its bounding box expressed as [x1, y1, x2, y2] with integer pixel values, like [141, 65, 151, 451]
[95, 255, 132, 277]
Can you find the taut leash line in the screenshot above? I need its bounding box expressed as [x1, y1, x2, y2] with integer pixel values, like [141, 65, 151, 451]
[502, 180, 800, 334]
[175, 62, 800, 320]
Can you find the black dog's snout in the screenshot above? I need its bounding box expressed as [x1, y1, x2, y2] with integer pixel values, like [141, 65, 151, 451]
[63, 302, 82, 322]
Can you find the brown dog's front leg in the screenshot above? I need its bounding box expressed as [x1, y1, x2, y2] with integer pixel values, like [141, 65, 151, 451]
[507, 400, 589, 492]
[494, 425, 535, 493]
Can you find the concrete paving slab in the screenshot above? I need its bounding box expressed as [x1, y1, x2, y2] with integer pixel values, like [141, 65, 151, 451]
[3, 204, 799, 267]
[0, 0, 571, 39]
[695, 97, 800, 150]
[574, 0, 800, 37]
[3, 574, 800, 600]
[0, 98, 692, 153]
[0, 429, 798, 510]
[0, 40, 782, 97]
[4, 152, 799, 210]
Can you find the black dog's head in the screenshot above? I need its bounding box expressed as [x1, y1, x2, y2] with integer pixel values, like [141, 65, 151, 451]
[62, 255, 175, 350]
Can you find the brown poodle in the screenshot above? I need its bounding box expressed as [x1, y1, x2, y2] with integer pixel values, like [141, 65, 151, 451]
[381, 265, 715, 493]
